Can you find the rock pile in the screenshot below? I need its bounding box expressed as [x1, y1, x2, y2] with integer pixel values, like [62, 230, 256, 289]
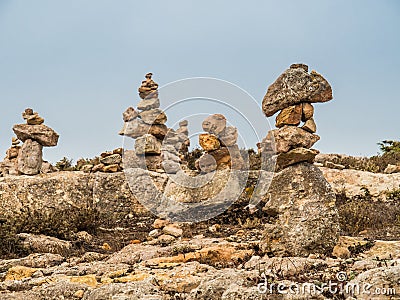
[119, 73, 186, 173]
[1, 109, 58, 176]
[195, 114, 245, 173]
[147, 218, 183, 246]
[0, 137, 22, 175]
[260, 64, 340, 257]
[261, 63, 333, 171]
[75, 148, 124, 173]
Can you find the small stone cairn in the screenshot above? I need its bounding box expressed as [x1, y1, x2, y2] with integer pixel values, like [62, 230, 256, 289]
[119, 73, 187, 173]
[0, 109, 59, 176]
[195, 114, 245, 173]
[260, 63, 333, 171]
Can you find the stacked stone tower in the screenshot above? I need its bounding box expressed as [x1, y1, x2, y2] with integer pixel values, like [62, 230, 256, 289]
[195, 114, 244, 173]
[260, 63, 333, 171]
[0, 109, 59, 176]
[119, 73, 187, 173]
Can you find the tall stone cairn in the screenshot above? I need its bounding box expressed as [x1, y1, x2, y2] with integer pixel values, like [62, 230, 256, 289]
[195, 114, 245, 173]
[260, 63, 333, 171]
[4, 109, 59, 175]
[119, 73, 187, 173]
[260, 63, 339, 257]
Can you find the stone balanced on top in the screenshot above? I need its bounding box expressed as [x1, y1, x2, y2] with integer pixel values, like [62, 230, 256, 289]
[260, 63, 333, 170]
[195, 114, 245, 173]
[119, 73, 188, 173]
[1, 109, 59, 175]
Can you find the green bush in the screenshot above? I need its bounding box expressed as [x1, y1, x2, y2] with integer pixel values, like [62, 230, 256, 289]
[378, 140, 400, 154]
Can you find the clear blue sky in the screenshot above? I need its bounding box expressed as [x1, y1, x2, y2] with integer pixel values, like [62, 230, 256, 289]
[0, 0, 399, 163]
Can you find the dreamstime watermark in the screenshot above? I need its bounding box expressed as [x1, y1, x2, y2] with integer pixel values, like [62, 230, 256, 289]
[257, 271, 397, 297]
[121, 77, 276, 223]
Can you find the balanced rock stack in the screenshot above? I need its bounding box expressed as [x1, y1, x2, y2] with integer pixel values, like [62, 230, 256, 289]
[7, 109, 59, 175]
[261, 63, 333, 171]
[260, 64, 339, 257]
[176, 120, 190, 156]
[195, 114, 245, 173]
[0, 137, 22, 175]
[119, 73, 185, 173]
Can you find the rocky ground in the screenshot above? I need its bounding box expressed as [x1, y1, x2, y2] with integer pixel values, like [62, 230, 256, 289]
[0, 165, 399, 299]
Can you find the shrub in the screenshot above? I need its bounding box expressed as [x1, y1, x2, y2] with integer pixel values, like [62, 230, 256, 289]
[55, 157, 74, 171]
[378, 140, 400, 154]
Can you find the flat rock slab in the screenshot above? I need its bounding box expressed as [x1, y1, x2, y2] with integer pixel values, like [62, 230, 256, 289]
[262, 64, 332, 117]
[13, 124, 59, 147]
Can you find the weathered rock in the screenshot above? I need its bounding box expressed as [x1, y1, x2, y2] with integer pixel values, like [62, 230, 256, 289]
[41, 161, 56, 174]
[17, 139, 43, 175]
[0, 172, 151, 232]
[209, 147, 231, 170]
[325, 161, 345, 170]
[157, 234, 176, 245]
[332, 236, 372, 259]
[384, 164, 400, 174]
[22, 108, 34, 119]
[227, 145, 245, 170]
[120, 119, 167, 139]
[199, 133, 220, 151]
[91, 163, 105, 173]
[361, 240, 400, 260]
[138, 73, 159, 99]
[218, 126, 238, 147]
[153, 218, 170, 229]
[13, 124, 59, 147]
[122, 106, 138, 122]
[275, 147, 319, 171]
[263, 125, 320, 154]
[144, 155, 163, 171]
[320, 166, 400, 200]
[176, 120, 189, 136]
[102, 164, 120, 173]
[345, 266, 400, 299]
[135, 134, 161, 155]
[100, 154, 122, 165]
[6, 147, 20, 159]
[302, 117, 317, 133]
[119, 119, 147, 137]
[5, 265, 39, 281]
[275, 104, 302, 128]
[162, 224, 183, 238]
[202, 114, 226, 135]
[137, 97, 160, 111]
[0, 157, 19, 176]
[162, 160, 181, 174]
[0, 253, 64, 272]
[261, 163, 340, 257]
[302, 102, 314, 121]
[17, 233, 73, 255]
[262, 64, 333, 117]
[161, 149, 180, 162]
[12, 137, 20, 146]
[195, 153, 217, 173]
[26, 113, 44, 125]
[139, 108, 167, 125]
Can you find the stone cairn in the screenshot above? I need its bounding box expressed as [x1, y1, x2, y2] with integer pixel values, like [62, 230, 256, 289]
[260, 63, 333, 171]
[119, 73, 188, 173]
[260, 64, 340, 257]
[0, 109, 59, 176]
[195, 114, 245, 173]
